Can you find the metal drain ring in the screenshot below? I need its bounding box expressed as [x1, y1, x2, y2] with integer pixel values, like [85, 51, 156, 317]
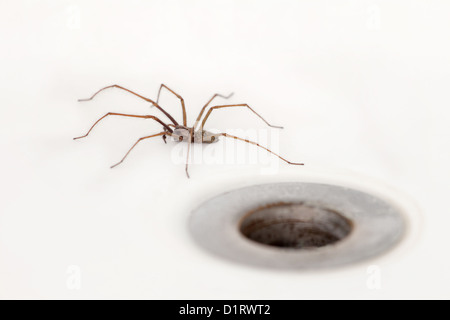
[189, 182, 406, 269]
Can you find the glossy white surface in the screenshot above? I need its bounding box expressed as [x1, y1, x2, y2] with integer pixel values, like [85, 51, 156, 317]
[0, 0, 448, 299]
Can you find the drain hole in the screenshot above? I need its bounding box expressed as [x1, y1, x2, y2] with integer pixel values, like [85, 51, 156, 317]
[239, 202, 353, 249]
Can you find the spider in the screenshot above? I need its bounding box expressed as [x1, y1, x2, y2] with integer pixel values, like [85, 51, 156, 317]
[74, 84, 304, 178]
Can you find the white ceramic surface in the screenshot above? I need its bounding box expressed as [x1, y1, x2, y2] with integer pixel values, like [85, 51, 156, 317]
[0, 0, 448, 299]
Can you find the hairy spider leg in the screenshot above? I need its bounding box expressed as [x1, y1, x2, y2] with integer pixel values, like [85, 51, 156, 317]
[185, 128, 194, 178]
[78, 84, 179, 126]
[155, 84, 187, 126]
[193, 92, 234, 130]
[199, 104, 283, 131]
[73, 113, 173, 140]
[111, 132, 171, 168]
[219, 133, 303, 165]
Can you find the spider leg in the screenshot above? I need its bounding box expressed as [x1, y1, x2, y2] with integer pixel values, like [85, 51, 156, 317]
[110, 132, 170, 168]
[199, 104, 283, 131]
[78, 84, 179, 126]
[185, 128, 194, 178]
[155, 84, 187, 126]
[219, 133, 303, 165]
[193, 92, 234, 129]
[73, 113, 173, 140]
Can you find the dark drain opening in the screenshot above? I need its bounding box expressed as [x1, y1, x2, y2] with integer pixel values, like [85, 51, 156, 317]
[239, 202, 353, 249]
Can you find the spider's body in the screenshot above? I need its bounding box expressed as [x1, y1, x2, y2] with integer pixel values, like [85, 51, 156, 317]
[74, 84, 303, 178]
[171, 126, 220, 144]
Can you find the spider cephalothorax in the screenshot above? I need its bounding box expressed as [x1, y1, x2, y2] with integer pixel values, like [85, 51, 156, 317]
[74, 84, 303, 177]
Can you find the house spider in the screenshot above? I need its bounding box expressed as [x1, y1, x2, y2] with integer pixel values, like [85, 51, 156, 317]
[74, 84, 303, 178]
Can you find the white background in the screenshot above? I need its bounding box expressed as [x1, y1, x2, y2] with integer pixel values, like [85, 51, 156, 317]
[0, 0, 449, 299]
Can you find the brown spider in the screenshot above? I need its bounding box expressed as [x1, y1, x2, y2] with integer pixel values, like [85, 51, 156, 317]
[74, 84, 303, 178]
